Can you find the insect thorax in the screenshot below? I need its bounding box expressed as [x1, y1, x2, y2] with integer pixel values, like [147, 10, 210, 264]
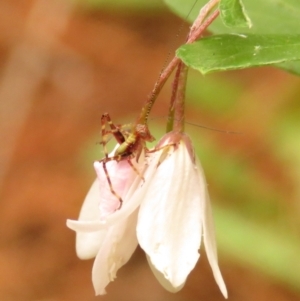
[135, 124, 155, 142]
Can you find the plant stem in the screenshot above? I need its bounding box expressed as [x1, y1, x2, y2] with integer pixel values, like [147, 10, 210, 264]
[136, 5, 220, 125]
[166, 61, 182, 133]
[173, 62, 188, 133]
[190, 0, 219, 38]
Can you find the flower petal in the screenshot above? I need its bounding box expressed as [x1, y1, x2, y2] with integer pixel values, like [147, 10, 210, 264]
[92, 210, 139, 295]
[146, 255, 185, 293]
[67, 219, 105, 232]
[66, 161, 151, 232]
[67, 154, 150, 232]
[94, 158, 141, 219]
[137, 142, 202, 289]
[196, 159, 228, 299]
[94, 161, 122, 218]
[73, 179, 107, 259]
[67, 151, 148, 241]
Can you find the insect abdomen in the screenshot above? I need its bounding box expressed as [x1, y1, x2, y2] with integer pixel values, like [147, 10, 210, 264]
[114, 133, 138, 156]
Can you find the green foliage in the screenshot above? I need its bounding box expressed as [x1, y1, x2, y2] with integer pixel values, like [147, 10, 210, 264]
[186, 69, 242, 113]
[74, 0, 164, 11]
[164, 0, 300, 75]
[177, 34, 300, 74]
[215, 205, 300, 290]
[219, 0, 252, 28]
[164, 0, 300, 34]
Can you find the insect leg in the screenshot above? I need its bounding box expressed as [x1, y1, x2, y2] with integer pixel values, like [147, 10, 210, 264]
[126, 156, 145, 182]
[147, 143, 177, 167]
[101, 157, 123, 209]
[101, 113, 126, 145]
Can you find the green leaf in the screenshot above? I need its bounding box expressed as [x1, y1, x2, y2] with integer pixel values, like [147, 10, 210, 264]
[164, 0, 300, 34]
[219, 0, 252, 28]
[164, 0, 300, 75]
[176, 34, 300, 74]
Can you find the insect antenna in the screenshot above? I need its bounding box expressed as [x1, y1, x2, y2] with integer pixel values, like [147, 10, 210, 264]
[150, 116, 242, 135]
[184, 121, 242, 134]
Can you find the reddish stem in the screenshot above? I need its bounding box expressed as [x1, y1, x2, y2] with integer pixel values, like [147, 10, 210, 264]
[166, 61, 183, 132]
[173, 62, 188, 132]
[136, 8, 220, 125]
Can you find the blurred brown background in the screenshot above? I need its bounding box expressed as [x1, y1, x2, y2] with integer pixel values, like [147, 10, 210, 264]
[0, 1, 300, 300]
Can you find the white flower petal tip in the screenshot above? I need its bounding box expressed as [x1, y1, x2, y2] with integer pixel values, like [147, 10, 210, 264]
[66, 219, 107, 259]
[92, 211, 139, 295]
[218, 276, 228, 299]
[66, 219, 105, 232]
[146, 255, 185, 293]
[76, 230, 105, 260]
[212, 268, 228, 299]
[201, 187, 228, 299]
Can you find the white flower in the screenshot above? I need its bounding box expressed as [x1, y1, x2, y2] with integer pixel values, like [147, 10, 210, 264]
[71, 153, 145, 294]
[67, 132, 227, 298]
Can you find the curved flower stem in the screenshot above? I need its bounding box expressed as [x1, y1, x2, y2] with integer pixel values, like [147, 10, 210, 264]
[189, 0, 220, 38]
[166, 62, 182, 133]
[173, 62, 188, 133]
[136, 4, 220, 125]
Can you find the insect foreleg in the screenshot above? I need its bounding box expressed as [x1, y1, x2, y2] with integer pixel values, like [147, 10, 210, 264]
[101, 113, 126, 145]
